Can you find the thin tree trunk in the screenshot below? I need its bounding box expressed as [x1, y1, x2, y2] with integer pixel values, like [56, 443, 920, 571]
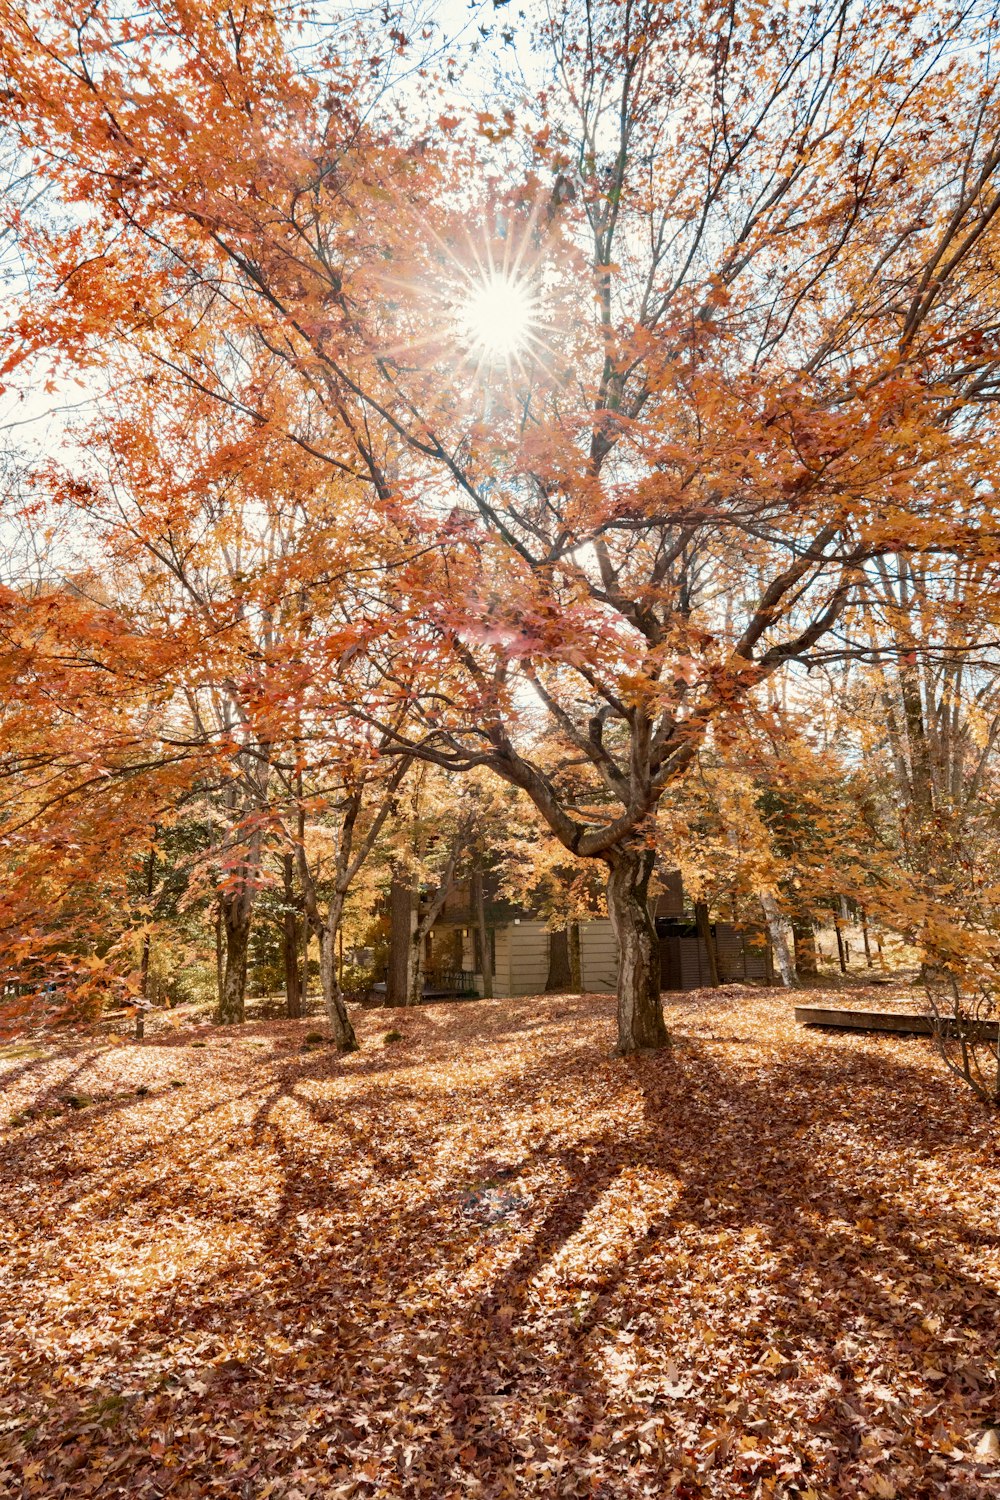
[472, 869, 494, 998]
[283, 852, 301, 1020]
[834, 917, 848, 974]
[136, 841, 156, 1040]
[606, 846, 669, 1053]
[546, 927, 571, 992]
[791, 917, 818, 977]
[407, 925, 427, 1007]
[215, 899, 224, 1009]
[861, 908, 873, 969]
[694, 900, 720, 988]
[760, 893, 797, 987]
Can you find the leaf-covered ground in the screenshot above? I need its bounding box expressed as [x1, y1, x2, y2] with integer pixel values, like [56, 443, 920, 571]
[1, 987, 999, 1499]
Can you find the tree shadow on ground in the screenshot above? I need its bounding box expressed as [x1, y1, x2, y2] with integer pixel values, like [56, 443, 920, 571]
[3, 1000, 999, 1499]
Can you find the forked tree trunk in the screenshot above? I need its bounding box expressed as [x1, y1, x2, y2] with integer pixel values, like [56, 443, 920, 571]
[218, 898, 250, 1024]
[319, 895, 358, 1052]
[605, 846, 669, 1053]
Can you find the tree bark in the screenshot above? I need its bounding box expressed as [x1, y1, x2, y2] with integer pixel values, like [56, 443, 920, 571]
[834, 917, 848, 974]
[404, 828, 467, 1005]
[568, 921, 583, 993]
[546, 927, 571, 991]
[760, 893, 797, 987]
[215, 899, 224, 1009]
[283, 852, 302, 1019]
[407, 923, 427, 1007]
[791, 917, 818, 977]
[472, 868, 494, 998]
[319, 891, 358, 1051]
[693, 900, 720, 987]
[218, 895, 250, 1024]
[386, 872, 414, 1007]
[861, 907, 873, 968]
[605, 846, 669, 1053]
[136, 841, 156, 1040]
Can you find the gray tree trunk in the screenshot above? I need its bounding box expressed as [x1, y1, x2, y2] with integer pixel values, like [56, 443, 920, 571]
[319, 892, 358, 1051]
[472, 869, 494, 998]
[760, 892, 797, 987]
[283, 852, 302, 1019]
[218, 897, 250, 1024]
[606, 847, 669, 1053]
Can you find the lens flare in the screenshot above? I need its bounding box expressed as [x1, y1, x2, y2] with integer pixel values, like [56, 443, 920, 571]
[457, 272, 539, 361]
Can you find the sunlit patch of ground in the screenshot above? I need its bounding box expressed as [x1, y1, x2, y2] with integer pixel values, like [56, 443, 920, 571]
[1, 986, 998, 1498]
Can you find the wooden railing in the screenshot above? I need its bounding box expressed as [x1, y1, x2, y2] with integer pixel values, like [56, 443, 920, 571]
[423, 968, 478, 996]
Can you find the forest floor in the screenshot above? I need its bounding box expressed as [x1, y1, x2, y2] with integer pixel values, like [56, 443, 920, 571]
[1, 986, 999, 1499]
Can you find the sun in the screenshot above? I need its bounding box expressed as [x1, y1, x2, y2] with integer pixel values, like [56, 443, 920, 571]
[456, 272, 539, 363]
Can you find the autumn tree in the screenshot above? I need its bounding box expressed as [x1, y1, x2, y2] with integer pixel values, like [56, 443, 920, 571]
[7, 0, 1000, 1054]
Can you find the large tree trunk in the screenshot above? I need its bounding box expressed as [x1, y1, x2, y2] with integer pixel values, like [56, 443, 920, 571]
[546, 927, 571, 991]
[606, 846, 669, 1053]
[760, 892, 797, 987]
[218, 895, 250, 1024]
[283, 852, 302, 1020]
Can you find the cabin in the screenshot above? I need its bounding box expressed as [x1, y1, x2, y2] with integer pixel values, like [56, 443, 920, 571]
[416, 870, 772, 998]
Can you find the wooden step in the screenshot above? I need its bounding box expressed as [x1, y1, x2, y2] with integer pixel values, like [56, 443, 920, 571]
[795, 1005, 934, 1034]
[795, 1005, 999, 1040]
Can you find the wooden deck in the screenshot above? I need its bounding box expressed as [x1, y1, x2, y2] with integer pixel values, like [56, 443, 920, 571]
[795, 1005, 1000, 1041]
[795, 1005, 935, 1035]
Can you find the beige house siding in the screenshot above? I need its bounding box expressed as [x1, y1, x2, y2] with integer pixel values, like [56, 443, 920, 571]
[505, 922, 550, 996]
[470, 917, 620, 997]
[579, 919, 618, 993]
